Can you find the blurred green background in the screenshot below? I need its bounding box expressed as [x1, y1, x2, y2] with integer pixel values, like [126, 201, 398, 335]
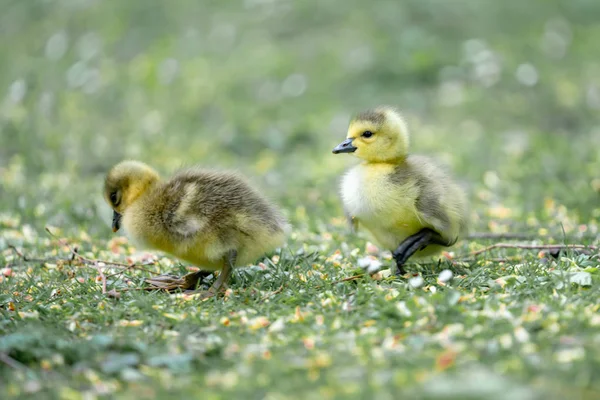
[1, 0, 599, 235]
[2, 1, 600, 398]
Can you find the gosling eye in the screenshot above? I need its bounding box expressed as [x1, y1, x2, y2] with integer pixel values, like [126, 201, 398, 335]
[109, 191, 119, 206]
[361, 130, 374, 138]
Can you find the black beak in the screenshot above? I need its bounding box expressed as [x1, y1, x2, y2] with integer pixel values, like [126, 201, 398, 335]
[112, 211, 122, 233]
[332, 138, 357, 154]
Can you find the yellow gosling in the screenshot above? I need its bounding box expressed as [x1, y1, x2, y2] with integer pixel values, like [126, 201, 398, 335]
[332, 107, 468, 275]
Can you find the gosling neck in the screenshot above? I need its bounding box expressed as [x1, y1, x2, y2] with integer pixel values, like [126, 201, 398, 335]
[361, 155, 407, 166]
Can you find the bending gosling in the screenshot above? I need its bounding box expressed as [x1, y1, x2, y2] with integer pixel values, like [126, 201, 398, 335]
[332, 107, 468, 275]
[103, 160, 287, 297]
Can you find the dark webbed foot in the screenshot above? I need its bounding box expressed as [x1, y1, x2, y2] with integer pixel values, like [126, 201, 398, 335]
[183, 250, 236, 299]
[145, 270, 211, 291]
[392, 228, 449, 276]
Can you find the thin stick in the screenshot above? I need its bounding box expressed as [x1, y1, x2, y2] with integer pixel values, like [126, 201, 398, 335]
[117, 287, 152, 292]
[331, 274, 365, 285]
[8, 245, 24, 258]
[469, 243, 598, 257]
[467, 232, 537, 240]
[259, 285, 284, 302]
[8, 245, 62, 264]
[455, 257, 520, 263]
[4, 254, 157, 275]
[43, 227, 160, 275]
[0, 353, 29, 371]
[7, 246, 150, 275]
[104, 271, 128, 279]
[94, 262, 107, 294]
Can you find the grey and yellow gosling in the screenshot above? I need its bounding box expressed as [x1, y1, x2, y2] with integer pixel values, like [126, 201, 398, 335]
[104, 160, 287, 297]
[332, 107, 468, 275]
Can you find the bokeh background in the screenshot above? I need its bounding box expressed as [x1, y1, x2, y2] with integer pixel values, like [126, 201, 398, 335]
[2, 1, 600, 398]
[1, 0, 599, 238]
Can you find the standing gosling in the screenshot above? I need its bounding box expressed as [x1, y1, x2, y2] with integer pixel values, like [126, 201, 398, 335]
[103, 160, 287, 297]
[332, 107, 468, 275]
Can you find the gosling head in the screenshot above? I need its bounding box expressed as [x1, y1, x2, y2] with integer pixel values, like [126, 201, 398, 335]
[332, 106, 409, 163]
[104, 160, 160, 232]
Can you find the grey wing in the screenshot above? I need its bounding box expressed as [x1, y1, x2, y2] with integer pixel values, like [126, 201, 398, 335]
[404, 157, 455, 244]
[392, 157, 464, 246]
[161, 180, 208, 238]
[414, 182, 455, 244]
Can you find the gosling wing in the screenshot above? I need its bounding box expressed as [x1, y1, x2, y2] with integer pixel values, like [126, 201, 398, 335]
[160, 178, 210, 239]
[391, 156, 455, 245]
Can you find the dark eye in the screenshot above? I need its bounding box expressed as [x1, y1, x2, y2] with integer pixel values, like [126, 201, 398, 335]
[362, 130, 374, 138]
[109, 191, 119, 205]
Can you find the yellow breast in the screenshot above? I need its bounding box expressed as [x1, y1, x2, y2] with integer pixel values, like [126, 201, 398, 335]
[341, 163, 425, 249]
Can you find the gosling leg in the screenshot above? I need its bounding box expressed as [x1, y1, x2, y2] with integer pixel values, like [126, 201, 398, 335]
[184, 250, 236, 299]
[145, 270, 212, 291]
[393, 228, 448, 276]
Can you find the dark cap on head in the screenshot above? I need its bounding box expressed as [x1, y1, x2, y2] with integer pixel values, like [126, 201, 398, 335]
[353, 109, 386, 125]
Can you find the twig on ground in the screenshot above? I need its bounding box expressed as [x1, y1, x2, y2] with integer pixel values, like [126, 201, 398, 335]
[43, 227, 160, 275]
[41, 230, 108, 294]
[469, 243, 598, 257]
[0, 353, 30, 371]
[8, 245, 23, 258]
[5, 249, 157, 281]
[7, 245, 63, 264]
[467, 232, 538, 240]
[259, 285, 284, 302]
[117, 287, 152, 292]
[95, 262, 107, 294]
[455, 257, 520, 263]
[331, 274, 366, 285]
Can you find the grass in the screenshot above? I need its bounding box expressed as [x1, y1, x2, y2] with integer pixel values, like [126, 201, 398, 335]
[2, 217, 599, 399]
[1, 0, 600, 398]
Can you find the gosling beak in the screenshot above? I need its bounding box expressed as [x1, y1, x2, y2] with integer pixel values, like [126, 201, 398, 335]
[112, 211, 122, 233]
[332, 138, 357, 154]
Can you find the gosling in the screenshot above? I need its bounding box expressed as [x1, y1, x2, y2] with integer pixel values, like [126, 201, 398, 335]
[332, 107, 468, 275]
[103, 160, 287, 297]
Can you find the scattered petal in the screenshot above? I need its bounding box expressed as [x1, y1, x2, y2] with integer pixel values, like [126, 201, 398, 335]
[435, 350, 457, 371]
[366, 242, 380, 254]
[248, 316, 270, 330]
[438, 269, 453, 283]
[409, 276, 424, 288]
[118, 320, 143, 327]
[268, 318, 286, 333]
